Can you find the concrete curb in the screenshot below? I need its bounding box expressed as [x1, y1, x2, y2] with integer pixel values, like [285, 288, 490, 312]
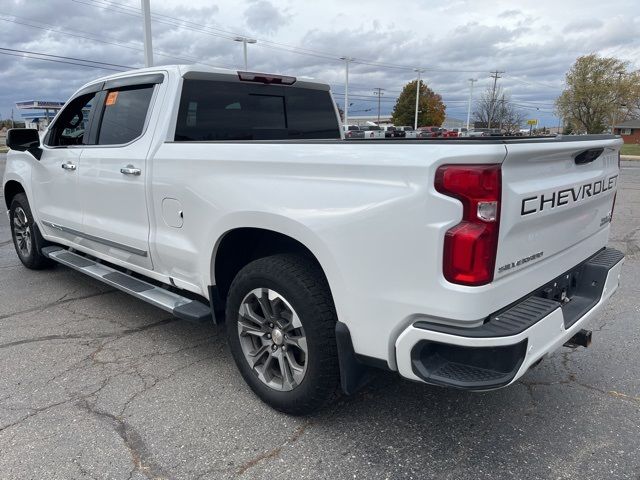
[621, 155, 640, 161]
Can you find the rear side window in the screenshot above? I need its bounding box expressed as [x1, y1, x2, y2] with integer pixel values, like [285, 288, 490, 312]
[97, 85, 154, 145]
[174, 80, 340, 141]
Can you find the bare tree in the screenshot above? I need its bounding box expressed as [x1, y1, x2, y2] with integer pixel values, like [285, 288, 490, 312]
[473, 86, 526, 133]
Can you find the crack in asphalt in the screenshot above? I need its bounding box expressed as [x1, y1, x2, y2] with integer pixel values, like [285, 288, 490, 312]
[0, 317, 179, 350]
[235, 422, 312, 478]
[0, 398, 75, 433]
[0, 289, 116, 321]
[77, 398, 172, 480]
[521, 346, 640, 407]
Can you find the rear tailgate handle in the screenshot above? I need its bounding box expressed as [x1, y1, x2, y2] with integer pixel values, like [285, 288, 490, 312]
[574, 148, 604, 165]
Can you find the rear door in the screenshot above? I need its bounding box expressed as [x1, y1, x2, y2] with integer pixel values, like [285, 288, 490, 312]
[495, 137, 621, 279]
[77, 74, 164, 270]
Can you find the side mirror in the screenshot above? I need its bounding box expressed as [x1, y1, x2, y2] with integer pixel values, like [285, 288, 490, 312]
[6, 128, 42, 160]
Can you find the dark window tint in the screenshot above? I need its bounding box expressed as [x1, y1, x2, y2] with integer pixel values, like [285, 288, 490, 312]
[175, 80, 340, 141]
[97, 85, 154, 145]
[47, 93, 96, 146]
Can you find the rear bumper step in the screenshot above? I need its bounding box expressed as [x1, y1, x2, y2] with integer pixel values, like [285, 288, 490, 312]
[42, 246, 212, 323]
[395, 247, 624, 390]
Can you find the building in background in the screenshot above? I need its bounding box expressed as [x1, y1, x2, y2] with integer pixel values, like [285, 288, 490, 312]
[15, 101, 66, 130]
[347, 114, 393, 127]
[441, 117, 465, 130]
[614, 120, 640, 144]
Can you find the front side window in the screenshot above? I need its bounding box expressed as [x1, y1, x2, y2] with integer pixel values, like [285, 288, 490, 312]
[174, 80, 340, 141]
[46, 92, 96, 146]
[97, 85, 154, 145]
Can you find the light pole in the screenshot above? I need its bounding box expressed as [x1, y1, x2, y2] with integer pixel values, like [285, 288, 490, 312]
[414, 68, 424, 130]
[340, 57, 354, 127]
[373, 88, 384, 123]
[234, 36, 257, 70]
[465, 78, 477, 131]
[141, 0, 153, 67]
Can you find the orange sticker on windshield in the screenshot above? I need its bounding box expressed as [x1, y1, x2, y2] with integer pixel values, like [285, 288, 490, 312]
[105, 91, 118, 106]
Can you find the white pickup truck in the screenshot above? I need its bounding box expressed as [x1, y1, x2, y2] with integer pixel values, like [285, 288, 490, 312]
[3, 65, 624, 415]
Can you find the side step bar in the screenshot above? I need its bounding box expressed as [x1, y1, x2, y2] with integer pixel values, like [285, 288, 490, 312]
[42, 246, 212, 323]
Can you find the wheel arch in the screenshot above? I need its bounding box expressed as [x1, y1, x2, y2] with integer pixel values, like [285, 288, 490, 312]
[3, 180, 26, 210]
[211, 226, 339, 311]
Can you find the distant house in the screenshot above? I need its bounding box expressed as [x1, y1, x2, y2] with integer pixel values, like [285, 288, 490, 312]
[614, 119, 640, 144]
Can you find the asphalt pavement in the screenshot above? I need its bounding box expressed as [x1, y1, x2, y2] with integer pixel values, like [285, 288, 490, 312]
[1, 153, 639, 480]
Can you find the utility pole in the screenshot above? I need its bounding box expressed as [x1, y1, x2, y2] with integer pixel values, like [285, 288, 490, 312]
[141, 0, 153, 67]
[373, 88, 384, 123]
[498, 93, 505, 131]
[465, 78, 477, 131]
[10, 108, 14, 128]
[612, 70, 625, 135]
[234, 36, 257, 70]
[340, 57, 354, 127]
[414, 68, 424, 130]
[487, 70, 503, 129]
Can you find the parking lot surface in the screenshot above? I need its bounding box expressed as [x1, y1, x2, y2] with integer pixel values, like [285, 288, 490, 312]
[1, 153, 639, 480]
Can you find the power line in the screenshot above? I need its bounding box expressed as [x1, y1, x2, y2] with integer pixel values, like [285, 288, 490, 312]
[71, 0, 494, 74]
[0, 47, 129, 70]
[0, 49, 126, 71]
[0, 14, 236, 69]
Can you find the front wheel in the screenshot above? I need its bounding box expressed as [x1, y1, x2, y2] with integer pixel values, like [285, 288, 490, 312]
[9, 193, 54, 270]
[225, 254, 340, 415]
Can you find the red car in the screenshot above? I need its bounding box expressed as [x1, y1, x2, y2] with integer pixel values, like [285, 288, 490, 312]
[417, 126, 441, 138]
[443, 128, 459, 138]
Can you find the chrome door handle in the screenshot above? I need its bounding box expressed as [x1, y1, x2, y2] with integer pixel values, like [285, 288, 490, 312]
[61, 163, 76, 171]
[120, 166, 141, 176]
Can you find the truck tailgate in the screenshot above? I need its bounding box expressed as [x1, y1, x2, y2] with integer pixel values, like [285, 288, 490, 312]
[495, 137, 621, 279]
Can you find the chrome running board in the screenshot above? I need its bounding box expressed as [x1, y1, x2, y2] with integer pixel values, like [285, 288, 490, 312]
[42, 246, 212, 323]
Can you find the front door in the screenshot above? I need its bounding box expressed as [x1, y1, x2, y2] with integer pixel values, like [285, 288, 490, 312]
[33, 90, 98, 237]
[77, 82, 159, 270]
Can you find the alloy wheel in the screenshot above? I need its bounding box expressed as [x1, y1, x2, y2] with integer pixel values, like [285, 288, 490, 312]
[237, 288, 308, 391]
[13, 207, 32, 258]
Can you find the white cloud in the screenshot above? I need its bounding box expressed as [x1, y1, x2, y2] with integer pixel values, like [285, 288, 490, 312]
[0, 0, 638, 127]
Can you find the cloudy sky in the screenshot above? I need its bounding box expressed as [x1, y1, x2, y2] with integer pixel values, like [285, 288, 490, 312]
[1, 0, 639, 127]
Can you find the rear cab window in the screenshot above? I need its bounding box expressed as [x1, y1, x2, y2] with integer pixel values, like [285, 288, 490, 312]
[174, 79, 340, 141]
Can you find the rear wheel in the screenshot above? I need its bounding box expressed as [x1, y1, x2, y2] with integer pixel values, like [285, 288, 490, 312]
[225, 254, 340, 415]
[9, 193, 54, 270]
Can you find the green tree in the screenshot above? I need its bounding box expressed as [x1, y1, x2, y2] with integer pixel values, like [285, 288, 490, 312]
[391, 80, 446, 127]
[556, 54, 640, 133]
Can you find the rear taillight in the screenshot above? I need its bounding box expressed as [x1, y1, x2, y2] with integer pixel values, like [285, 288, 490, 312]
[435, 164, 502, 286]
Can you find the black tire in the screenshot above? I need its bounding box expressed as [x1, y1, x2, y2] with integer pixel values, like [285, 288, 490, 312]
[9, 193, 55, 270]
[225, 254, 340, 415]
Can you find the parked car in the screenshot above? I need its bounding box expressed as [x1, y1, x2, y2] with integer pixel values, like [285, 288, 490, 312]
[384, 126, 396, 138]
[417, 126, 441, 138]
[4, 64, 624, 415]
[467, 128, 489, 137]
[344, 125, 364, 139]
[358, 125, 385, 139]
[385, 126, 409, 138]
